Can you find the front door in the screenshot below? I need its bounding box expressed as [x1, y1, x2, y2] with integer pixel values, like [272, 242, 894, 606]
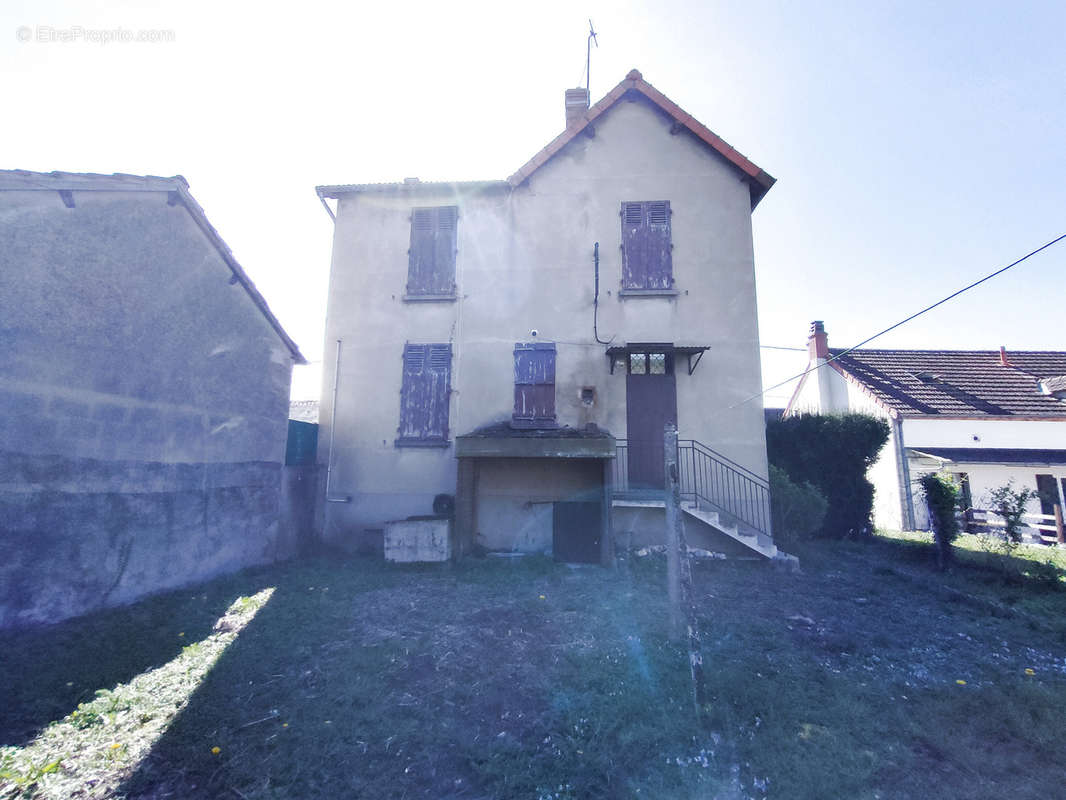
[625, 350, 678, 492]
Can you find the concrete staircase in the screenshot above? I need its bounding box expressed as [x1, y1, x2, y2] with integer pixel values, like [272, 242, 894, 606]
[612, 498, 778, 560]
[680, 501, 777, 559]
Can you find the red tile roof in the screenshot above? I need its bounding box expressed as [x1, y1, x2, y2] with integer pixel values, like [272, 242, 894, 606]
[829, 348, 1066, 418]
[507, 69, 776, 209]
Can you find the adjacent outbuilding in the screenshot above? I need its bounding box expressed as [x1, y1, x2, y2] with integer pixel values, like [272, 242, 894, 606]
[0, 170, 306, 628]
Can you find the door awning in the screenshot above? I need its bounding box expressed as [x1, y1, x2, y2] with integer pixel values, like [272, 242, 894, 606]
[606, 344, 709, 375]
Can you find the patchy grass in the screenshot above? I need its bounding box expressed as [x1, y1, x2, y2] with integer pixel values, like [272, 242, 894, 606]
[2, 542, 1066, 799]
[878, 528, 1066, 575]
[873, 529, 1066, 623]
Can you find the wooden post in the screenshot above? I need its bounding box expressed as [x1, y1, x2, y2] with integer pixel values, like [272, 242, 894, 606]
[1055, 503, 1064, 546]
[664, 422, 708, 718]
[664, 423, 682, 641]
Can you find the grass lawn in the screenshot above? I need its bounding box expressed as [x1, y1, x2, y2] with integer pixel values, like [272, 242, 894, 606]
[2, 537, 1066, 799]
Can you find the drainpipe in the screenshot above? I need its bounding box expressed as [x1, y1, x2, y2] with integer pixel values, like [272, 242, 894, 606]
[593, 241, 611, 345]
[894, 417, 915, 530]
[325, 338, 350, 503]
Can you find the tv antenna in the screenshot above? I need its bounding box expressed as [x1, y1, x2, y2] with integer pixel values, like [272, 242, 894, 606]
[586, 19, 598, 94]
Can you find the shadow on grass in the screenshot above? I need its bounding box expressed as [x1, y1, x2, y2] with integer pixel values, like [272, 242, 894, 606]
[0, 563, 288, 748]
[112, 553, 723, 800]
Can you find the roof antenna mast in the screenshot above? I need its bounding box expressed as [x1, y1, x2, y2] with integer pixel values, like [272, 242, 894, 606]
[586, 19, 598, 94]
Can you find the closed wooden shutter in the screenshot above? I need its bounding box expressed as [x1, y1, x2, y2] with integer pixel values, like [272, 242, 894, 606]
[621, 200, 672, 290]
[407, 206, 458, 295]
[397, 343, 452, 444]
[513, 342, 556, 427]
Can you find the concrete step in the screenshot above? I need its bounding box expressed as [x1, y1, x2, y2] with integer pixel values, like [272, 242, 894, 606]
[681, 503, 777, 559]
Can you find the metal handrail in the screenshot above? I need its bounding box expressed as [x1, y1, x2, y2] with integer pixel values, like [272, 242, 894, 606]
[613, 438, 772, 537]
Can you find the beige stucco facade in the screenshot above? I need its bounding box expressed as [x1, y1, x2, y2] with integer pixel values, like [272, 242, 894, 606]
[317, 91, 772, 552]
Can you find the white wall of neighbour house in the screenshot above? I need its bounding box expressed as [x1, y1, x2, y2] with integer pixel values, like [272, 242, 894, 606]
[787, 359, 849, 415]
[903, 418, 1066, 528]
[843, 380, 907, 532]
[319, 98, 769, 547]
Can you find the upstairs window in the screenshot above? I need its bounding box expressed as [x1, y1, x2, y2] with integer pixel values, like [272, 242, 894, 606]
[407, 206, 458, 297]
[513, 342, 556, 428]
[621, 200, 673, 290]
[396, 343, 452, 446]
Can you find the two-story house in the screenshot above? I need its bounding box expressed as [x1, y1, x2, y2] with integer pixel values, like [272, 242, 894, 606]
[786, 321, 1066, 534]
[315, 70, 778, 562]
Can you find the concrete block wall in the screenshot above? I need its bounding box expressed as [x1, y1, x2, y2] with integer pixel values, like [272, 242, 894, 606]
[0, 185, 298, 628]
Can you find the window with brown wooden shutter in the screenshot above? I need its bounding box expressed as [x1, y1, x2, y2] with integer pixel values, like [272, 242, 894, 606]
[396, 343, 452, 446]
[621, 200, 673, 290]
[407, 206, 458, 297]
[513, 342, 556, 428]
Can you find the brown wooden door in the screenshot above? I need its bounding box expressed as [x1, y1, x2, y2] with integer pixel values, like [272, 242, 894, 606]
[625, 351, 677, 492]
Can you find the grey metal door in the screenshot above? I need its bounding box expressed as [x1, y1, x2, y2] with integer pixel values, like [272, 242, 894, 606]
[625, 351, 677, 491]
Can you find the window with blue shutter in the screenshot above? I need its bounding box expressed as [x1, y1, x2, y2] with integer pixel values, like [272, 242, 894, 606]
[621, 200, 672, 290]
[396, 343, 452, 446]
[407, 206, 458, 297]
[513, 342, 556, 428]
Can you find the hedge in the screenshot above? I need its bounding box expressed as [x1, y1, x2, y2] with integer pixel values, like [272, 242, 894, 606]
[766, 412, 889, 538]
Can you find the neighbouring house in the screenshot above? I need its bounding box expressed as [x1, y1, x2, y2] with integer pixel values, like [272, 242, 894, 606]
[315, 70, 779, 563]
[0, 170, 306, 628]
[785, 321, 1066, 535]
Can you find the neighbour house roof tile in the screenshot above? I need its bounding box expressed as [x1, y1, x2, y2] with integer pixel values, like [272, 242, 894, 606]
[0, 170, 306, 364]
[316, 69, 775, 209]
[828, 348, 1066, 418]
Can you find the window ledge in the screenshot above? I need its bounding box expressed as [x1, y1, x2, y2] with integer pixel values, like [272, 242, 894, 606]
[403, 293, 457, 303]
[395, 438, 452, 448]
[618, 288, 679, 298]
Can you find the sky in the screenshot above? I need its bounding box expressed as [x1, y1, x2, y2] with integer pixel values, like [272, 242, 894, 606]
[3, 0, 1064, 406]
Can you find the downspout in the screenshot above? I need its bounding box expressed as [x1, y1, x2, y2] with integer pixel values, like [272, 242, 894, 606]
[593, 241, 611, 345]
[325, 338, 350, 503]
[894, 416, 915, 530]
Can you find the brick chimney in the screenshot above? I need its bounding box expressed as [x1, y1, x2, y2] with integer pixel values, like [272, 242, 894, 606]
[565, 88, 590, 128]
[999, 346, 1010, 366]
[808, 320, 829, 360]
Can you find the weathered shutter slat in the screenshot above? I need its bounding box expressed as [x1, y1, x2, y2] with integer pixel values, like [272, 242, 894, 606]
[398, 343, 452, 443]
[621, 200, 672, 290]
[408, 206, 457, 295]
[513, 343, 556, 425]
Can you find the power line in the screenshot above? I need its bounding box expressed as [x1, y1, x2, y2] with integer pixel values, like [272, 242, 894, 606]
[735, 231, 1066, 410]
[760, 345, 806, 352]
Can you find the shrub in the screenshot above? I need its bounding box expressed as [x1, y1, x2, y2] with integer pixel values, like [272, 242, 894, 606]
[986, 482, 1040, 552]
[766, 412, 890, 539]
[769, 465, 828, 544]
[918, 472, 960, 571]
